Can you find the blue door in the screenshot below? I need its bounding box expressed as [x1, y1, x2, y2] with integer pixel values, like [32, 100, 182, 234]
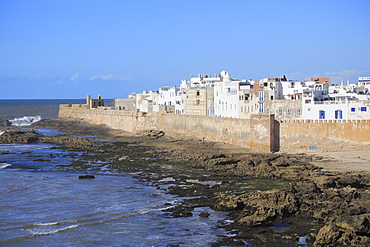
[319, 110, 325, 119]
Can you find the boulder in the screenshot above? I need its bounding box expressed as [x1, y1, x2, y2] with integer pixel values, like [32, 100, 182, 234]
[78, 175, 95, 179]
[0, 129, 42, 143]
[0, 119, 11, 127]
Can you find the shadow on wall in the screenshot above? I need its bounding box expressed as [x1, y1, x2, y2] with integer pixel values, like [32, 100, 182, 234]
[273, 120, 280, 152]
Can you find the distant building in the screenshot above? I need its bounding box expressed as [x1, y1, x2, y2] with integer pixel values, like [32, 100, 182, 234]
[86, 95, 104, 109]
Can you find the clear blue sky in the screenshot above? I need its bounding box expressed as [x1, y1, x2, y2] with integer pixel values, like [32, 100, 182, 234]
[1, 0, 369, 99]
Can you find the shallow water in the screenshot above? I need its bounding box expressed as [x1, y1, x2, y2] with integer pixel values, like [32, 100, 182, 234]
[0, 140, 229, 246]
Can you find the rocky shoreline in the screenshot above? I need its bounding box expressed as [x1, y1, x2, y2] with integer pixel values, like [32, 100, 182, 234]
[2, 118, 370, 246]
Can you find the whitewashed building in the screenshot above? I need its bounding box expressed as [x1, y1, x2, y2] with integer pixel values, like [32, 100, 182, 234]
[214, 71, 249, 118]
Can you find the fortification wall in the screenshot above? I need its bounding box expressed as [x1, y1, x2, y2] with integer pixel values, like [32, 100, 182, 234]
[59, 105, 370, 152]
[278, 119, 370, 152]
[280, 119, 370, 143]
[58, 105, 273, 150]
[158, 114, 252, 147]
[58, 105, 158, 132]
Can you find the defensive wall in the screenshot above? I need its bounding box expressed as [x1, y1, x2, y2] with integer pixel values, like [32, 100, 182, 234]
[59, 104, 370, 152]
[59, 104, 274, 152]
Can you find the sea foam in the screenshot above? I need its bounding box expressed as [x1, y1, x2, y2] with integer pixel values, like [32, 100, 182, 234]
[0, 163, 11, 169]
[10, 115, 42, 126]
[29, 224, 78, 236]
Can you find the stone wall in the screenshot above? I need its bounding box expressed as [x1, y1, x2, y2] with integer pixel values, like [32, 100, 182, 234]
[158, 114, 252, 147]
[59, 105, 272, 151]
[278, 119, 370, 152]
[280, 119, 370, 143]
[59, 105, 370, 152]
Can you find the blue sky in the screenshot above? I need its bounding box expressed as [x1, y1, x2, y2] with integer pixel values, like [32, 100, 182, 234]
[0, 0, 369, 99]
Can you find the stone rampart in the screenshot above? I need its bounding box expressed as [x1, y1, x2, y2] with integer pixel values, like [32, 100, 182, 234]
[59, 105, 370, 152]
[158, 114, 252, 147]
[59, 105, 275, 151]
[280, 119, 370, 143]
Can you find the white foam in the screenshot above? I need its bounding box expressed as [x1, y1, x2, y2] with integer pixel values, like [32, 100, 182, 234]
[10, 115, 42, 126]
[29, 224, 78, 236]
[33, 222, 59, 226]
[0, 131, 4, 136]
[0, 163, 11, 169]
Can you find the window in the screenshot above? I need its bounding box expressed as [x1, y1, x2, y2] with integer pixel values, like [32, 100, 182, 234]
[278, 108, 283, 115]
[259, 91, 264, 101]
[335, 110, 343, 119]
[319, 110, 325, 119]
[296, 108, 301, 116]
[287, 108, 292, 116]
[361, 107, 367, 111]
[259, 103, 264, 113]
[351, 108, 356, 112]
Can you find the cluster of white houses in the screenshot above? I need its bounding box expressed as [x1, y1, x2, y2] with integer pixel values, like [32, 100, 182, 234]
[111, 71, 370, 120]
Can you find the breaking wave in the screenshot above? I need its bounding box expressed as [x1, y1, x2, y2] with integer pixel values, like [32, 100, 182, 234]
[0, 163, 12, 169]
[10, 115, 42, 126]
[28, 224, 78, 236]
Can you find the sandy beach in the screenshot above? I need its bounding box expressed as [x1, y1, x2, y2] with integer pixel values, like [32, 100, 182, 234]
[310, 150, 370, 173]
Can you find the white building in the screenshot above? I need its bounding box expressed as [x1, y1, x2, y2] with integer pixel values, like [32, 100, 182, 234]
[214, 71, 249, 118]
[358, 77, 370, 93]
[158, 86, 178, 106]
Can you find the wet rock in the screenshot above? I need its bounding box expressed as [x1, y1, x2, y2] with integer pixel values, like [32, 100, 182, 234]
[79, 175, 95, 179]
[41, 135, 101, 149]
[0, 119, 11, 127]
[0, 129, 42, 143]
[171, 210, 193, 218]
[199, 212, 210, 218]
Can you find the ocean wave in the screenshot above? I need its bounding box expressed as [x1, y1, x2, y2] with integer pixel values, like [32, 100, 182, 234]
[28, 224, 78, 236]
[10, 115, 42, 127]
[0, 163, 11, 169]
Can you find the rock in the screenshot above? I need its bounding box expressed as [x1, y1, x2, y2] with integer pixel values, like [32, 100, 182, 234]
[0, 119, 11, 127]
[79, 175, 95, 179]
[0, 129, 42, 143]
[199, 212, 210, 218]
[314, 216, 370, 247]
[171, 210, 193, 218]
[137, 130, 165, 139]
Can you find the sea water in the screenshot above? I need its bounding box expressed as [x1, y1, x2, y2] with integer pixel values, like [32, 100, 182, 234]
[0, 99, 229, 246]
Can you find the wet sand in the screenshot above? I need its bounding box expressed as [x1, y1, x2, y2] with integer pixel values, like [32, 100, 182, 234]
[311, 150, 370, 173]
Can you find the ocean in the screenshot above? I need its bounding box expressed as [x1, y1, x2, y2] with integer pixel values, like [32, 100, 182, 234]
[0, 99, 230, 246]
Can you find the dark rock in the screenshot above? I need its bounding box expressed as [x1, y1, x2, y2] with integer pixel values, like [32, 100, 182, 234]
[0, 119, 11, 127]
[171, 210, 193, 218]
[199, 212, 210, 218]
[0, 129, 42, 143]
[79, 175, 95, 179]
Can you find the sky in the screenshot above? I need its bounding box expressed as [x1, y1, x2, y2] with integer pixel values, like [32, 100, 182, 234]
[0, 0, 369, 99]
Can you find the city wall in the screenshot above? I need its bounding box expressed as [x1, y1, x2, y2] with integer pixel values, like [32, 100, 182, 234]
[277, 119, 370, 152]
[280, 119, 370, 143]
[59, 105, 370, 152]
[59, 105, 274, 152]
